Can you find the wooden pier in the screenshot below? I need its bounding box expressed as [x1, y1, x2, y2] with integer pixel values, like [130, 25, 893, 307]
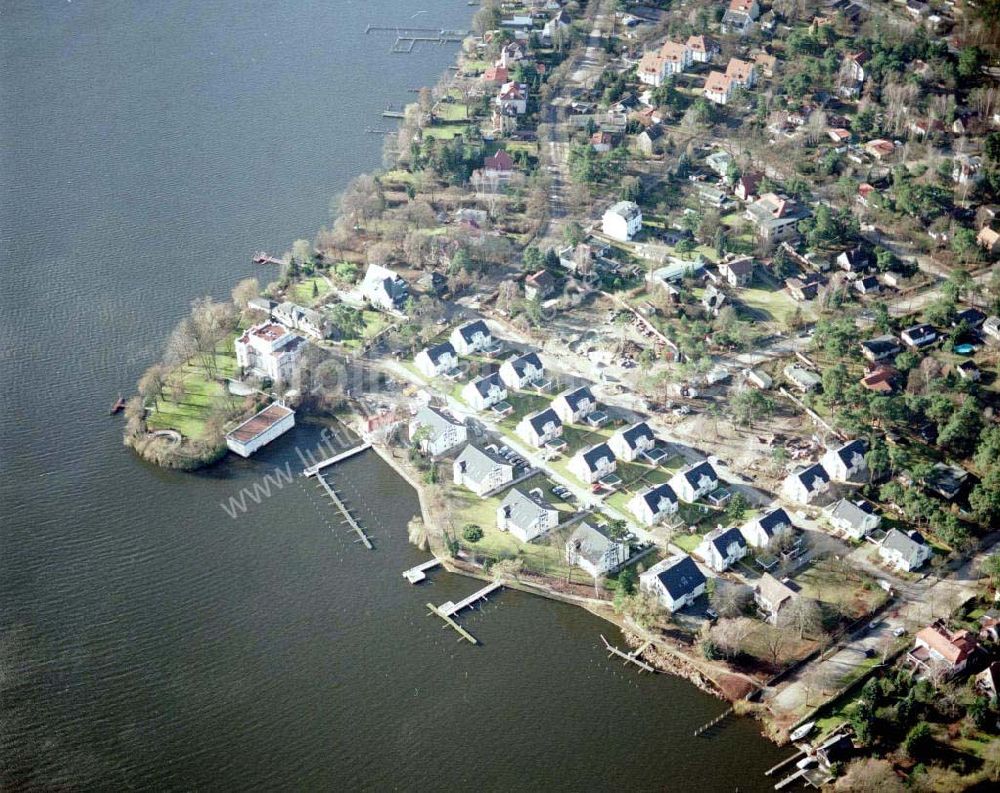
[600, 635, 657, 674]
[252, 251, 288, 266]
[427, 580, 504, 645]
[426, 603, 479, 644]
[403, 558, 441, 584]
[693, 706, 734, 737]
[315, 473, 373, 550]
[302, 442, 371, 477]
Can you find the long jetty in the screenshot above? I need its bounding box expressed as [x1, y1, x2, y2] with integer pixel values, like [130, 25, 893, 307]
[302, 442, 371, 477]
[427, 580, 504, 645]
[315, 473, 373, 550]
[600, 635, 657, 674]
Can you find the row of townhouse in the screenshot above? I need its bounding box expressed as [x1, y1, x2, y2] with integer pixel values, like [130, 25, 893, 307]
[637, 35, 718, 87]
[783, 438, 869, 504]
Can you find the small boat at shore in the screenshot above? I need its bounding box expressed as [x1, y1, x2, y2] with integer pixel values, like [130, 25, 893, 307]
[789, 721, 815, 742]
[110, 395, 127, 415]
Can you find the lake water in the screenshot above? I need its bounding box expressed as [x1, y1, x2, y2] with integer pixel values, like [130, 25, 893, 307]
[0, 1, 787, 789]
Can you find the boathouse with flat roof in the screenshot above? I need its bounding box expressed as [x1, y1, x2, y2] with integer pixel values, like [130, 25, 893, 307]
[225, 403, 295, 457]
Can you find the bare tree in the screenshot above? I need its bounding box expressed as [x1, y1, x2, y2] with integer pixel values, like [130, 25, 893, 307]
[834, 759, 906, 793]
[780, 596, 823, 640]
[231, 277, 260, 313]
[137, 363, 169, 409]
[711, 616, 754, 657]
[710, 580, 752, 618]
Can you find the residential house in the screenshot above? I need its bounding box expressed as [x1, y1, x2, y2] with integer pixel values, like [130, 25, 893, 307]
[702, 283, 727, 314]
[482, 149, 516, 180]
[754, 573, 800, 623]
[482, 63, 509, 85]
[954, 307, 987, 329]
[601, 200, 643, 241]
[697, 526, 749, 572]
[721, 9, 755, 36]
[742, 507, 795, 549]
[827, 498, 881, 540]
[659, 40, 693, 75]
[235, 323, 306, 382]
[461, 372, 508, 412]
[450, 320, 493, 355]
[669, 461, 719, 503]
[524, 269, 556, 301]
[409, 405, 467, 457]
[273, 302, 331, 340]
[745, 193, 809, 244]
[910, 621, 979, 676]
[977, 663, 1000, 704]
[719, 255, 754, 287]
[552, 386, 596, 424]
[542, 8, 572, 40]
[753, 51, 777, 78]
[725, 57, 757, 89]
[628, 483, 679, 526]
[783, 364, 821, 392]
[417, 271, 448, 297]
[838, 51, 867, 97]
[880, 528, 932, 572]
[864, 139, 896, 161]
[496, 81, 528, 115]
[497, 487, 560, 542]
[640, 555, 707, 612]
[860, 335, 901, 363]
[636, 124, 665, 156]
[784, 463, 831, 504]
[361, 263, 409, 312]
[926, 462, 969, 501]
[836, 246, 871, 273]
[637, 50, 668, 87]
[857, 182, 877, 207]
[861, 365, 899, 394]
[734, 172, 761, 201]
[822, 438, 868, 482]
[785, 274, 824, 302]
[453, 444, 514, 496]
[703, 71, 734, 106]
[569, 442, 617, 484]
[705, 150, 734, 179]
[828, 127, 852, 144]
[414, 341, 460, 378]
[566, 522, 630, 577]
[984, 315, 1000, 342]
[976, 204, 1000, 230]
[609, 421, 656, 462]
[953, 154, 982, 185]
[686, 35, 718, 63]
[517, 407, 563, 448]
[956, 360, 981, 382]
[590, 130, 615, 153]
[978, 225, 1000, 254]
[901, 322, 938, 349]
[499, 352, 545, 390]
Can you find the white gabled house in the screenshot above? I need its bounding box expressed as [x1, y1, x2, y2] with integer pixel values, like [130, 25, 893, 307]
[628, 483, 679, 526]
[409, 405, 467, 457]
[783, 462, 831, 505]
[461, 372, 508, 412]
[669, 461, 719, 503]
[569, 442, 617, 484]
[741, 507, 794, 549]
[517, 407, 563, 448]
[414, 341, 459, 378]
[361, 263, 409, 312]
[822, 439, 868, 482]
[566, 522, 630, 578]
[453, 444, 515, 497]
[826, 498, 881, 540]
[754, 573, 800, 623]
[880, 528, 932, 572]
[499, 351, 545, 390]
[640, 555, 707, 612]
[552, 386, 596, 424]
[601, 201, 642, 241]
[450, 320, 493, 355]
[497, 487, 560, 543]
[609, 421, 656, 462]
[697, 526, 749, 572]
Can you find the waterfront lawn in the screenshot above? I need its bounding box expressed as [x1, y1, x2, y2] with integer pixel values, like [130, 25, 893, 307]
[287, 276, 332, 305]
[146, 347, 240, 439]
[422, 124, 467, 140]
[435, 103, 470, 122]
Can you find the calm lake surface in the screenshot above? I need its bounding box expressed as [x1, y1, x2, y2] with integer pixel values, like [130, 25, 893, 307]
[0, 1, 787, 789]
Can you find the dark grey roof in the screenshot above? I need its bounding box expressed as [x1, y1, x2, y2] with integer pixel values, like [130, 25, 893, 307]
[757, 507, 792, 536]
[861, 335, 900, 356]
[618, 421, 655, 450]
[499, 488, 556, 529]
[413, 405, 462, 440]
[527, 407, 561, 435]
[683, 461, 718, 488]
[455, 444, 513, 481]
[902, 323, 936, 344]
[508, 352, 543, 378]
[655, 555, 707, 599]
[471, 372, 504, 398]
[639, 483, 677, 512]
[833, 438, 867, 466]
[567, 522, 618, 566]
[706, 526, 747, 557]
[560, 386, 595, 411]
[580, 442, 614, 472]
[425, 341, 457, 365]
[796, 462, 830, 491]
[456, 320, 490, 343]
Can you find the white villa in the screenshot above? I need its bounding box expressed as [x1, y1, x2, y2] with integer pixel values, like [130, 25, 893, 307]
[461, 373, 508, 412]
[235, 322, 306, 383]
[601, 201, 642, 241]
[517, 407, 563, 448]
[450, 320, 493, 355]
[414, 341, 459, 378]
[497, 487, 560, 542]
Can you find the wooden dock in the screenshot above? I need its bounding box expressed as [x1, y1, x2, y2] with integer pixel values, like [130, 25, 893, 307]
[403, 558, 441, 584]
[302, 442, 371, 477]
[426, 603, 479, 644]
[693, 706, 734, 737]
[315, 473, 373, 550]
[600, 635, 657, 674]
[427, 580, 504, 645]
[251, 251, 288, 266]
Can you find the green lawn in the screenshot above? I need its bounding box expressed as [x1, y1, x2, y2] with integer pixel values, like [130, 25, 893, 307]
[145, 346, 240, 439]
[422, 124, 468, 140]
[435, 103, 470, 122]
[739, 285, 813, 327]
[673, 531, 703, 553]
[287, 276, 332, 305]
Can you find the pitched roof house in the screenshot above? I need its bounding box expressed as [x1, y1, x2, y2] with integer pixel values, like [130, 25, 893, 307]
[754, 573, 800, 623]
[742, 507, 794, 549]
[901, 323, 938, 349]
[784, 463, 831, 504]
[516, 407, 563, 448]
[566, 522, 630, 577]
[826, 498, 881, 540]
[361, 263, 409, 312]
[745, 193, 809, 243]
[461, 372, 508, 412]
[524, 269, 556, 301]
[497, 487, 560, 542]
[569, 442, 617, 484]
[628, 483, 679, 526]
[409, 405, 467, 457]
[414, 341, 460, 378]
[499, 351, 545, 390]
[822, 439, 868, 482]
[450, 320, 493, 355]
[552, 386, 596, 424]
[860, 335, 901, 363]
[703, 71, 734, 105]
[719, 256, 754, 287]
[453, 444, 515, 497]
[640, 555, 707, 612]
[686, 35, 718, 63]
[669, 461, 719, 503]
[880, 528, 932, 572]
[697, 526, 749, 572]
[910, 621, 978, 675]
[609, 421, 656, 462]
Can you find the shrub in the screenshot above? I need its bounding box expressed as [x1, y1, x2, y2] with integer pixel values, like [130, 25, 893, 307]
[462, 524, 484, 543]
